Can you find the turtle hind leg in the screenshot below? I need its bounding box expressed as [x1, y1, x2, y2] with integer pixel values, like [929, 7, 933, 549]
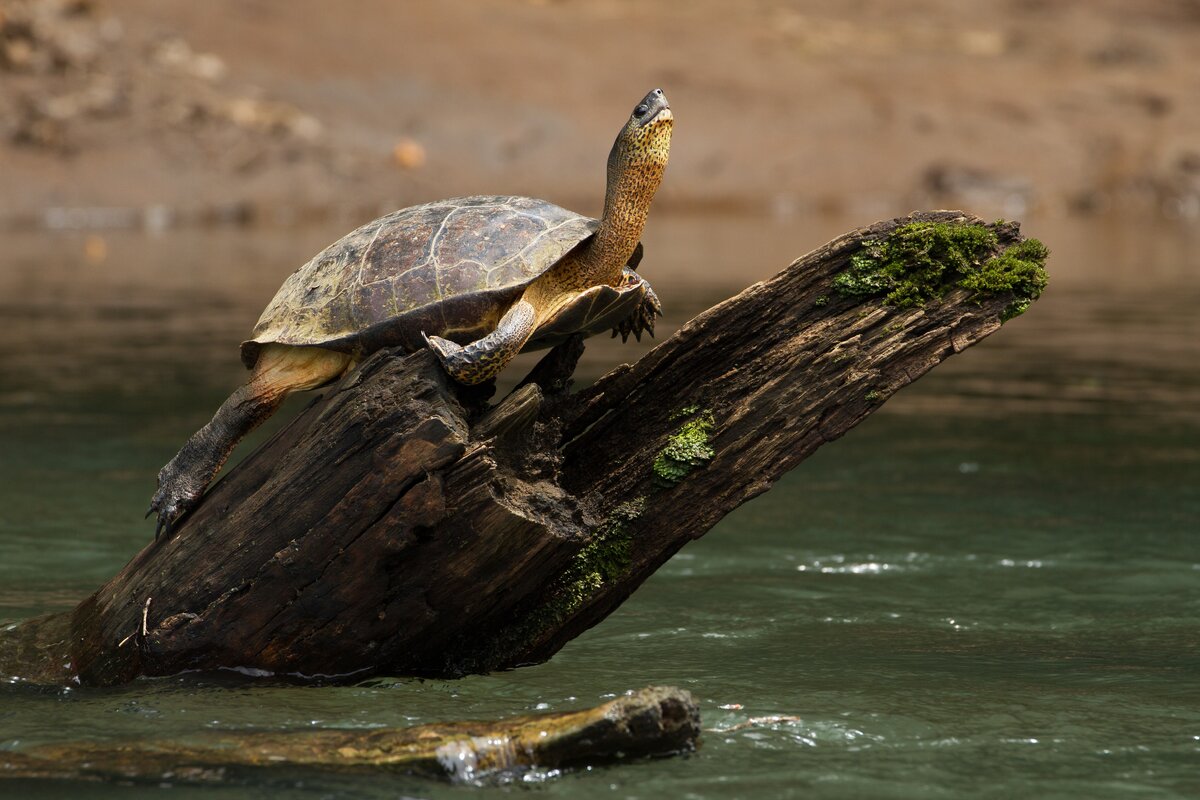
[148, 345, 351, 539]
[424, 299, 537, 385]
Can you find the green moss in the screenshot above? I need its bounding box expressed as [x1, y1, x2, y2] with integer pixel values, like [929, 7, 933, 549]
[564, 498, 645, 588]
[865, 389, 882, 404]
[652, 409, 716, 487]
[833, 221, 1049, 319]
[670, 404, 702, 421]
[814, 295, 829, 307]
[960, 238, 1050, 321]
[471, 497, 647, 668]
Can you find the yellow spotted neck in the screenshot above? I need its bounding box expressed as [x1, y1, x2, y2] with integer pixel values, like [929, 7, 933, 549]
[572, 112, 672, 288]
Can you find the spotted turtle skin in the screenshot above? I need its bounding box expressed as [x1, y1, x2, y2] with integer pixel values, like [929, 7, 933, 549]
[241, 195, 643, 369]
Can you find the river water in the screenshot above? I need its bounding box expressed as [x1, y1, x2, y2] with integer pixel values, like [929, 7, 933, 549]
[0, 213, 1197, 798]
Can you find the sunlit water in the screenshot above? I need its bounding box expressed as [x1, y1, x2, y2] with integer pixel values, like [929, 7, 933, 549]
[0, 214, 1198, 798]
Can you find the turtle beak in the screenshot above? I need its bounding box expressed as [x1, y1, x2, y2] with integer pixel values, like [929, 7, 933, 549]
[639, 88, 671, 124]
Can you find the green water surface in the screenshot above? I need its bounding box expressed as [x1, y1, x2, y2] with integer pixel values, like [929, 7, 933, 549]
[0, 217, 1197, 798]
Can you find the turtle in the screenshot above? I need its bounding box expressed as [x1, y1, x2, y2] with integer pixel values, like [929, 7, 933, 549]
[148, 88, 673, 537]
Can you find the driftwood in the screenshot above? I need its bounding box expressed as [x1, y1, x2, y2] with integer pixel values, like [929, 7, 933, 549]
[0, 686, 698, 784]
[0, 210, 1046, 687]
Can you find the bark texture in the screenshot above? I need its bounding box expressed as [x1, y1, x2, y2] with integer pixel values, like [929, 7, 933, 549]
[1, 210, 1046, 686]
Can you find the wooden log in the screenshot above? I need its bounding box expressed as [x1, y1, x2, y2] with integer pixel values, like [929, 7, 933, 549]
[0, 210, 1047, 686]
[0, 686, 699, 785]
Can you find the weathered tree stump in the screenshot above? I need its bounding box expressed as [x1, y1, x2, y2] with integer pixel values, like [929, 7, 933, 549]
[1, 210, 1047, 687]
[0, 686, 699, 784]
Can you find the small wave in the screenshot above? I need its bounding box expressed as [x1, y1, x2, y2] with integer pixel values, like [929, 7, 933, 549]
[795, 552, 934, 575]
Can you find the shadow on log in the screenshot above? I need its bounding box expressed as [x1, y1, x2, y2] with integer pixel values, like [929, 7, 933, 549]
[0, 686, 698, 785]
[0, 211, 1047, 687]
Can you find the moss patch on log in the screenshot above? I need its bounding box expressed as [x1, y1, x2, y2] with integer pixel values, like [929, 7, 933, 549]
[833, 221, 1048, 320]
[960, 237, 1051, 320]
[561, 497, 646, 596]
[652, 409, 716, 487]
[468, 497, 647, 670]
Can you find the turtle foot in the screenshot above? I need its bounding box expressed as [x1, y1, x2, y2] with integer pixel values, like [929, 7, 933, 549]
[613, 288, 662, 343]
[422, 332, 503, 386]
[421, 332, 463, 362]
[148, 457, 207, 540]
[422, 333, 470, 377]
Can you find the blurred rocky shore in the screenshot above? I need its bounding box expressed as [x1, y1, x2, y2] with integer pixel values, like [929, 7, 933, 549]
[1, 0, 1198, 232]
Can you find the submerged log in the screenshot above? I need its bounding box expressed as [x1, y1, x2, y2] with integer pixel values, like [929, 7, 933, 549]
[1, 210, 1047, 686]
[0, 686, 698, 784]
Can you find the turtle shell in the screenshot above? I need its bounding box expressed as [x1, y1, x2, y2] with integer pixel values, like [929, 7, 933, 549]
[240, 195, 635, 368]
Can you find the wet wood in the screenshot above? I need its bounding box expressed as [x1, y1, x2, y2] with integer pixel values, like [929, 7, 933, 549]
[1, 210, 1043, 686]
[0, 686, 698, 785]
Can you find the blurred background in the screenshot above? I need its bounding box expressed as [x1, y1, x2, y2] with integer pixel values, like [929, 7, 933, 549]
[4, 0, 1200, 226]
[1, 1, 1197, 798]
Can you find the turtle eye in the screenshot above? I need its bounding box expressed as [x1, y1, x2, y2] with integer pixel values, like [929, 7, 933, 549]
[634, 104, 649, 118]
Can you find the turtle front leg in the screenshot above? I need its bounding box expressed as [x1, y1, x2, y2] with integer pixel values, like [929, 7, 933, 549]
[424, 300, 537, 385]
[612, 269, 662, 342]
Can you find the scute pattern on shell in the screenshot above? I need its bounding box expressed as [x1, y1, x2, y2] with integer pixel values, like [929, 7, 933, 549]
[241, 196, 600, 366]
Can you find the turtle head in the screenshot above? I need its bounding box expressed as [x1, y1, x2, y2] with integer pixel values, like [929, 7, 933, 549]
[607, 88, 673, 188]
[590, 90, 672, 279]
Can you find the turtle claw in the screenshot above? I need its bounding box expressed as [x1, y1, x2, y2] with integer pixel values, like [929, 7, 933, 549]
[147, 458, 206, 542]
[612, 286, 661, 343]
[645, 285, 663, 318]
[422, 331, 463, 362]
[147, 486, 194, 542]
[614, 316, 633, 343]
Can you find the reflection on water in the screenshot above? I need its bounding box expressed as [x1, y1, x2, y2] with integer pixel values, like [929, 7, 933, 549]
[0, 213, 1198, 798]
